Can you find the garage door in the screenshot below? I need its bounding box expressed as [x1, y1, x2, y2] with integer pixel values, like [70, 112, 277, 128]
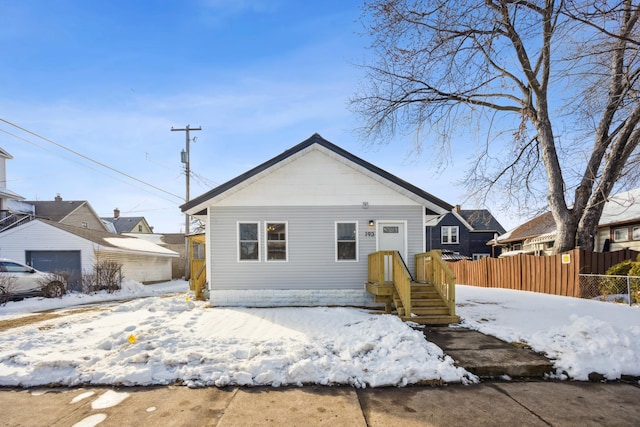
[26, 251, 82, 290]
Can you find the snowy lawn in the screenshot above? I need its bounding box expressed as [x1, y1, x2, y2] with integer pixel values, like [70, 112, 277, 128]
[456, 285, 640, 381]
[0, 282, 473, 388]
[1, 282, 638, 388]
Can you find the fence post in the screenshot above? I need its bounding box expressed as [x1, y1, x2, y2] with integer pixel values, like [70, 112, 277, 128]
[627, 276, 632, 307]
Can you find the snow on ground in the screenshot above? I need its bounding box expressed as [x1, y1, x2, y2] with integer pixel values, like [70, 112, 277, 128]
[456, 285, 640, 381]
[0, 283, 473, 388]
[0, 281, 638, 387]
[0, 280, 188, 319]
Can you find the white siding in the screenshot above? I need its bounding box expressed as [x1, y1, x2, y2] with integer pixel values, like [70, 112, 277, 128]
[206, 205, 424, 295]
[214, 149, 423, 207]
[0, 221, 174, 283]
[95, 251, 172, 283]
[0, 220, 96, 272]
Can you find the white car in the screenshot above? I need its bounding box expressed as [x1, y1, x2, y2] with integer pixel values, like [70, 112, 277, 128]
[0, 258, 66, 301]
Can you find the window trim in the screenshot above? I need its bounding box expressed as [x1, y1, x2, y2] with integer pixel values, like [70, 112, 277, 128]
[613, 227, 629, 242]
[441, 226, 459, 244]
[265, 221, 288, 262]
[237, 221, 260, 262]
[335, 221, 358, 262]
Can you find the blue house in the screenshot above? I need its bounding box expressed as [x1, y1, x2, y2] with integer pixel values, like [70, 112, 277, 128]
[426, 205, 506, 260]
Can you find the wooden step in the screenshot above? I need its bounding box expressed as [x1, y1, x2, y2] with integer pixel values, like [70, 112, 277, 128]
[410, 306, 451, 316]
[401, 314, 461, 325]
[411, 298, 447, 307]
[411, 291, 441, 299]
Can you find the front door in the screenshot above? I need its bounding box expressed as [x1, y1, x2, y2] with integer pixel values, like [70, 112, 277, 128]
[377, 221, 407, 281]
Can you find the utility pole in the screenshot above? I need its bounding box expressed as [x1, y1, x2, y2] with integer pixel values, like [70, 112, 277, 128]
[171, 124, 202, 280]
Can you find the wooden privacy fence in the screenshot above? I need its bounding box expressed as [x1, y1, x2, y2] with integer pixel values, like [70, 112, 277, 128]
[447, 248, 640, 298]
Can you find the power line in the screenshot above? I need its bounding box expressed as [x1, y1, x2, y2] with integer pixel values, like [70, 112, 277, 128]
[0, 127, 181, 204]
[0, 118, 185, 201]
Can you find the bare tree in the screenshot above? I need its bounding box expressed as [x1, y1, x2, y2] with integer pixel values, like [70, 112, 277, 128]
[352, 0, 640, 253]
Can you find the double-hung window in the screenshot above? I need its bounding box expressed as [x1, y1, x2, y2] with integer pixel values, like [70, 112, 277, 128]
[336, 222, 357, 261]
[266, 222, 287, 261]
[238, 222, 260, 261]
[441, 226, 459, 244]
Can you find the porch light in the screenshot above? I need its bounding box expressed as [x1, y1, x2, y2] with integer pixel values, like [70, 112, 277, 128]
[368, 220, 375, 227]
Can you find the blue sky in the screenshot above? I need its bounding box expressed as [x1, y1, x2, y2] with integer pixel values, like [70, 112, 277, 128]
[0, 0, 515, 233]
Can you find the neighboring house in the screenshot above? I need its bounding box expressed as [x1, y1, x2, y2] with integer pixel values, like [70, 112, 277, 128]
[19, 195, 111, 232]
[0, 147, 26, 231]
[0, 219, 179, 285]
[102, 208, 154, 234]
[425, 205, 506, 260]
[490, 211, 557, 256]
[492, 188, 640, 256]
[594, 188, 640, 252]
[181, 133, 453, 307]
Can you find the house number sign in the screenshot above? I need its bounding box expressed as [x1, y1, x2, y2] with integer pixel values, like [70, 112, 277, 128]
[364, 231, 375, 237]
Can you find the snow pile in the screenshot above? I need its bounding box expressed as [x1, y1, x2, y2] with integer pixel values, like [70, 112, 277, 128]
[456, 285, 640, 380]
[0, 296, 475, 387]
[0, 280, 188, 317]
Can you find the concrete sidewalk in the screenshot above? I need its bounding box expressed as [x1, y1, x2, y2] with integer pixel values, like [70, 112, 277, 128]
[1, 381, 639, 426]
[421, 326, 554, 378]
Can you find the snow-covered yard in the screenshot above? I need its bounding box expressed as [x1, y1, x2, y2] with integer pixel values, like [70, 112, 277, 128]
[0, 281, 638, 387]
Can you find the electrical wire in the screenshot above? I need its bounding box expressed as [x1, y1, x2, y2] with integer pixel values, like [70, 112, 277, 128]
[0, 127, 182, 204]
[0, 118, 185, 201]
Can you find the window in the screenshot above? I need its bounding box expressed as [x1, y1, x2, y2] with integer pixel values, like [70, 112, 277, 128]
[192, 242, 205, 260]
[81, 221, 88, 229]
[238, 222, 260, 261]
[336, 222, 357, 261]
[0, 261, 31, 273]
[613, 227, 629, 242]
[266, 222, 287, 261]
[441, 226, 459, 244]
[138, 225, 143, 232]
[472, 253, 490, 261]
[633, 226, 640, 241]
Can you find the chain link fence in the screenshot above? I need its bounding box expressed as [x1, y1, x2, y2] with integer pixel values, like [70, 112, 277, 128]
[579, 274, 640, 305]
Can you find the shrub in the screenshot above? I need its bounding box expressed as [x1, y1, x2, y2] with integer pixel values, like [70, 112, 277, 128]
[601, 259, 640, 303]
[0, 275, 16, 305]
[35, 272, 67, 298]
[628, 262, 640, 303]
[94, 260, 124, 293]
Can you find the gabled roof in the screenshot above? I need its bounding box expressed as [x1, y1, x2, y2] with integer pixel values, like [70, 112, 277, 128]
[459, 209, 506, 234]
[181, 133, 453, 214]
[0, 147, 13, 160]
[101, 216, 149, 233]
[0, 188, 24, 201]
[24, 200, 88, 222]
[496, 211, 556, 244]
[33, 220, 178, 257]
[598, 188, 640, 226]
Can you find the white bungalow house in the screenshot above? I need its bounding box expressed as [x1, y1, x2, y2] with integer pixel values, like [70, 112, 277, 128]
[181, 133, 453, 308]
[0, 219, 179, 286]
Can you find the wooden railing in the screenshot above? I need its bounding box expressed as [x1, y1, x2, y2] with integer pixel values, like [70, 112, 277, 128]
[190, 259, 206, 300]
[368, 250, 413, 315]
[415, 250, 456, 316]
